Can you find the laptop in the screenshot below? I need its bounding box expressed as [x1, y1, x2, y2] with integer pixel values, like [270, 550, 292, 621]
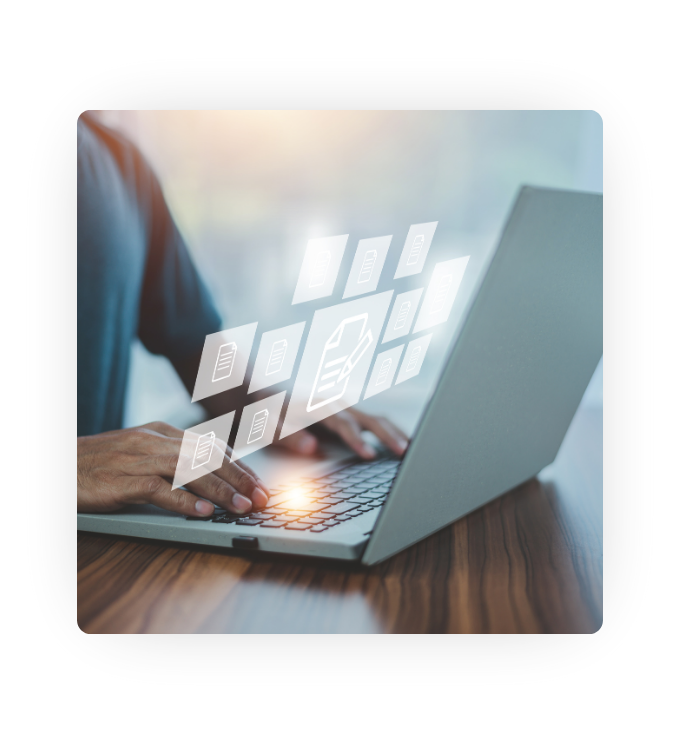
[77, 186, 603, 565]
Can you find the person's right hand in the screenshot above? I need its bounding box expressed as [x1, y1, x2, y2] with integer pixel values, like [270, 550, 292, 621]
[77, 421, 269, 517]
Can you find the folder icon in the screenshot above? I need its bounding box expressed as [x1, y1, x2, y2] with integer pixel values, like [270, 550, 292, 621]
[192, 431, 216, 469]
[213, 342, 237, 382]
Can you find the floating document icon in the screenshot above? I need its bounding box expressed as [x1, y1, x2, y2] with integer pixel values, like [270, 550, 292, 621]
[358, 249, 378, 283]
[405, 345, 422, 373]
[394, 300, 411, 330]
[406, 235, 425, 266]
[430, 273, 453, 314]
[307, 314, 374, 412]
[309, 250, 331, 288]
[266, 339, 287, 376]
[191, 431, 216, 469]
[212, 342, 237, 382]
[376, 358, 392, 386]
[247, 409, 269, 444]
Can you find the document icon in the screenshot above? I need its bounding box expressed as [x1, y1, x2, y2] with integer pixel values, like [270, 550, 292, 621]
[406, 234, 425, 266]
[358, 249, 378, 283]
[405, 345, 422, 373]
[247, 409, 269, 444]
[393, 300, 411, 331]
[309, 250, 331, 288]
[307, 314, 374, 412]
[266, 339, 287, 376]
[431, 273, 453, 314]
[376, 358, 392, 386]
[213, 342, 237, 382]
[192, 431, 216, 469]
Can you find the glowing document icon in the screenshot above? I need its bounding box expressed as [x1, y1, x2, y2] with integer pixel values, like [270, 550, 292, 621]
[266, 339, 287, 376]
[247, 409, 269, 444]
[309, 250, 331, 288]
[192, 431, 216, 469]
[393, 300, 412, 331]
[406, 234, 425, 266]
[376, 358, 392, 386]
[307, 314, 374, 412]
[213, 342, 237, 382]
[358, 249, 378, 283]
[431, 273, 453, 314]
[405, 345, 422, 373]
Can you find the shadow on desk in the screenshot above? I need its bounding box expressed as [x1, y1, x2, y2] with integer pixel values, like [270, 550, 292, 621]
[77, 404, 602, 634]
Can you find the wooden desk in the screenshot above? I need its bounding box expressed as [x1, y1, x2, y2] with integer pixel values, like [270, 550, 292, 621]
[77, 402, 602, 634]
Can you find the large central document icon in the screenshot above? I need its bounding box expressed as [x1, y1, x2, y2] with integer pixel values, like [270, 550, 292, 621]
[307, 314, 374, 412]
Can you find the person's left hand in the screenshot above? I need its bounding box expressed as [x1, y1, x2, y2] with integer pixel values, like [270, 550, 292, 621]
[277, 409, 409, 459]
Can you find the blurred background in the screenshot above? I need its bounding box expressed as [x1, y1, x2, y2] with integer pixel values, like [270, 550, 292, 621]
[95, 110, 603, 433]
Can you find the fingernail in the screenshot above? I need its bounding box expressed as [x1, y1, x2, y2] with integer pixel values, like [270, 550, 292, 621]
[251, 487, 268, 508]
[362, 445, 377, 459]
[195, 500, 213, 515]
[397, 438, 408, 453]
[232, 493, 252, 513]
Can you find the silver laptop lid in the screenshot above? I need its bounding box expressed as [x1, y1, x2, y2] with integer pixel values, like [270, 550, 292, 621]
[362, 186, 603, 564]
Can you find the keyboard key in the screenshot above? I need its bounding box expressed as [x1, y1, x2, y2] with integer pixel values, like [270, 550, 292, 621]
[297, 517, 324, 525]
[251, 512, 275, 520]
[339, 487, 368, 494]
[358, 505, 376, 512]
[309, 526, 328, 533]
[317, 497, 343, 505]
[235, 518, 263, 526]
[266, 494, 294, 507]
[260, 521, 285, 528]
[332, 515, 353, 521]
[275, 514, 300, 522]
[366, 487, 390, 495]
[314, 511, 337, 520]
[286, 510, 313, 517]
[213, 515, 242, 523]
[351, 496, 375, 504]
[284, 522, 311, 530]
[346, 509, 364, 518]
[322, 503, 359, 515]
[322, 520, 340, 527]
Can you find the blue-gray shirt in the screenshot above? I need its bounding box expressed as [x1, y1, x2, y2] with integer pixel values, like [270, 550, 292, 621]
[77, 113, 221, 436]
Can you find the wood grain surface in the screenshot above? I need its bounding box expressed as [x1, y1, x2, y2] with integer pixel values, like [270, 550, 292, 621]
[77, 404, 602, 634]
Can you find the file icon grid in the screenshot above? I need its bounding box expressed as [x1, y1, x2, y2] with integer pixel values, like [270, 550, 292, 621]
[363, 344, 405, 400]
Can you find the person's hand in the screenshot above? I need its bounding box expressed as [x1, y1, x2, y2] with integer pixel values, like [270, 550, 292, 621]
[277, 409, 409, 460]
[77, 421, 269, 517]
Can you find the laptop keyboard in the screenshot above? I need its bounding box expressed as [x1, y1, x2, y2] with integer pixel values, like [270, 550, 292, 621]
[188, 455, 401, 533]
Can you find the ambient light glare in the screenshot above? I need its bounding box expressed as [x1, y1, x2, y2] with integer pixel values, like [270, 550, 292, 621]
[287, 488, 307, 507]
